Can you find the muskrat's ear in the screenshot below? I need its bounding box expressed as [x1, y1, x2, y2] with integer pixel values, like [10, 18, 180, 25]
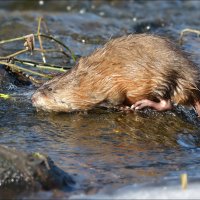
[194, 101, 200, 117]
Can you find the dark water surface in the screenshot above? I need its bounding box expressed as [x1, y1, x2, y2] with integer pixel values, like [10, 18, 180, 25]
[0, 0, 200, 199]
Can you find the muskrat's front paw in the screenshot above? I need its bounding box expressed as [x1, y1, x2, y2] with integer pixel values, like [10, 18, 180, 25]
[133, 99, 153, 110]
[133, 99, 172, 111]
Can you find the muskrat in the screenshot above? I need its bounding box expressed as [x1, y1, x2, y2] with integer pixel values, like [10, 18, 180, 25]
[32, 34, 200, 116]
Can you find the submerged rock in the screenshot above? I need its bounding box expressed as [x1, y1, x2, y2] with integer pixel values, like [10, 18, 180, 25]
[0, 145, 75, 193]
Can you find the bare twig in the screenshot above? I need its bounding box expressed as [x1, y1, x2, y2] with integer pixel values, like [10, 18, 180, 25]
[39, 33, 76, 62]
[34, 48, 71, 58]
[0, 61, 51, 78]
[179, 28, 200, 45]
[0, 49, 28, 60]
[0, 16, 76, 84]
[24, 34, 35, 52]
[14, 58, 67, 72]
[41, 17, 51, 34]
[0, 35, 30, 44]
[0, 33, 76, 61]
[37, 17, 46, 63]
[14, 58, 70, 69]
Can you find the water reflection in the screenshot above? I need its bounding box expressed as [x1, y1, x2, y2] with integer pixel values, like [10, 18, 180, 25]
[26, 109, 199, 188]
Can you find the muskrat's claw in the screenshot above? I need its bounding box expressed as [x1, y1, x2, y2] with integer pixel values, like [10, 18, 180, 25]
[113, 105, 134, 113]
[134, 99, 154, 110]
[134, 99, 172, 111]
[130, 104, 135, 110]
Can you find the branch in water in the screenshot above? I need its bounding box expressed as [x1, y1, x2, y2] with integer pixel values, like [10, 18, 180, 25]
[0, 61, 51, 78]
[179, 28, 200, 45]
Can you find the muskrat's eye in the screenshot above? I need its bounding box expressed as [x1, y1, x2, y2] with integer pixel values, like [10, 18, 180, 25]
[47, 87, 52, 91]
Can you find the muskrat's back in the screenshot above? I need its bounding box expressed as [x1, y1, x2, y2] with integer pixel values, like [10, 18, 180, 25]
[32, 34, 200, 115]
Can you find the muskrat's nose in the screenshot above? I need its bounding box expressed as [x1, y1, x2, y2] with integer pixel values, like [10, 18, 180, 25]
[31, 93, 38, 105]
[32, 92, 42, 106]
[32, 91, 49, 108]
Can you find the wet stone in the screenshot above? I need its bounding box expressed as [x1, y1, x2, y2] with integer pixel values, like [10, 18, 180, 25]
[0, 145, 75, 195]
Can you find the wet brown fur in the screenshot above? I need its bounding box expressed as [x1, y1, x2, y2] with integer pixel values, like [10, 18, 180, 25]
[32, 34, 200, 113]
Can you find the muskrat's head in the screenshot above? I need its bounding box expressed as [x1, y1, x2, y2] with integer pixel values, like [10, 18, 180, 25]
[32, 72, 79, 112]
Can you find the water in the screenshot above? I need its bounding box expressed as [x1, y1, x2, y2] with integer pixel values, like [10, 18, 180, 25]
[0, 0, 200, 199]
